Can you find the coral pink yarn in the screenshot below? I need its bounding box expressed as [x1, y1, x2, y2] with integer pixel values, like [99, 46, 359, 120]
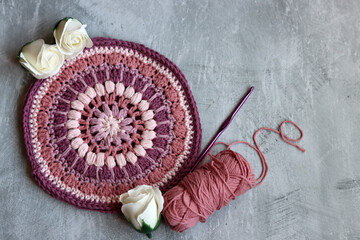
[162, 120, 305, 232]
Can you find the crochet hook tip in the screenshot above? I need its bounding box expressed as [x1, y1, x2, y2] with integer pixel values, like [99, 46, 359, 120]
[191, 86, 254, 172]
[228, 86, 254, 123]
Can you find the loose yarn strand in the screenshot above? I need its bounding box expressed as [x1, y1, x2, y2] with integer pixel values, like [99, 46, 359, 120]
[162, 120, 305, 232]
[252, 119, 306, 185]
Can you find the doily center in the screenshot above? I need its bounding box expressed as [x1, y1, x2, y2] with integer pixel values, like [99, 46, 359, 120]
[100, 114, 123, 140]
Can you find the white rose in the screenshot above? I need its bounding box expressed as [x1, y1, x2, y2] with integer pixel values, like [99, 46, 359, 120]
[120, 185, 164, 237]
[18, 39, 64, 79]
[54, 17, 93, 59]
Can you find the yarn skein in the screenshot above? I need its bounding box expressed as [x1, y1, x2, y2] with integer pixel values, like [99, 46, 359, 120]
[162, 120, 305, 232]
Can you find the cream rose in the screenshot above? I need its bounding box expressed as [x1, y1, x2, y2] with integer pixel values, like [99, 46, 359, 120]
[18, 39, 64, 79]
[120, 185, 164, 238]
[54, 17, 93, 59]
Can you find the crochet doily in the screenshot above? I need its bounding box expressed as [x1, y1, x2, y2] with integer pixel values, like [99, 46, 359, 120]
[23, 37, 202, 212]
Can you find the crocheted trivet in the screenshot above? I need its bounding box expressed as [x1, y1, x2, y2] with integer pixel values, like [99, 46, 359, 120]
[22, 37, 202, 212]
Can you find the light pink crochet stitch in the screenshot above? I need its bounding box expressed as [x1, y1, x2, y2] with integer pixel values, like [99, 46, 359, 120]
[23, 37, 202, 212]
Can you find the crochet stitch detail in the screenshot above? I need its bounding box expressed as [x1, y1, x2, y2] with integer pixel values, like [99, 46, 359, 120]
[23, 37, 202, 212]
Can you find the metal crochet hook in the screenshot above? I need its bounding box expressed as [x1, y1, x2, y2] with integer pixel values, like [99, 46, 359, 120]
[190, 86, 254, 172]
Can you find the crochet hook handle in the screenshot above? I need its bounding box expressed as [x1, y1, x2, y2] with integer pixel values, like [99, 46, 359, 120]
[190, 86, 254, 172]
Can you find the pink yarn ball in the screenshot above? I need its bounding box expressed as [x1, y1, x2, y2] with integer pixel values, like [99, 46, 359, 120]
[162, 149, 256, 232]
[162, 120, 306, 232]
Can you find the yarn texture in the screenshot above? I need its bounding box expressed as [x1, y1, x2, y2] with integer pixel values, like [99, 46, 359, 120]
[22, 37, 202, 212]
[162, 120, 305, 232]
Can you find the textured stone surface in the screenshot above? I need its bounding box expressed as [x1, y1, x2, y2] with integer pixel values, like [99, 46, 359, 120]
[1, 0, 359, 239]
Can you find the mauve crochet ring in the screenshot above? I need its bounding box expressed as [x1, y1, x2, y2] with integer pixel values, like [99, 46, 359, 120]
[22, 37, 202, 212]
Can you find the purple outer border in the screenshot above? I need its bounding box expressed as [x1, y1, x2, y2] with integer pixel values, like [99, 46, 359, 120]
[22, 37, 202, 213]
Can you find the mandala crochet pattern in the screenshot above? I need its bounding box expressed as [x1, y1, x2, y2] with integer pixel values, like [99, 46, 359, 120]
[23, 37, 202, 212]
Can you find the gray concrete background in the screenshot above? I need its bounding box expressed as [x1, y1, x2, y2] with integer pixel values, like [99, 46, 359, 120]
[1, 0, 359, 239]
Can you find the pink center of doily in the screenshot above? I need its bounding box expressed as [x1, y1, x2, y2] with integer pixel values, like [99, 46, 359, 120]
[99, 114, 123, 139]
[65, 81, 157, 168]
